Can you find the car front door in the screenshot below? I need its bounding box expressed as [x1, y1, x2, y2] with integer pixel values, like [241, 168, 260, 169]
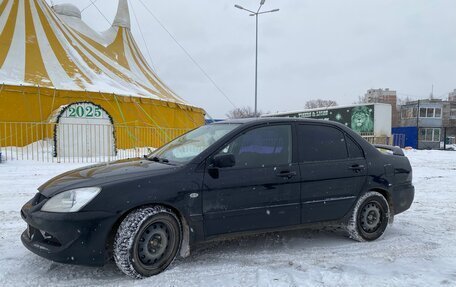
[297, 124, 367, 223]
[202, 124, 300, 237]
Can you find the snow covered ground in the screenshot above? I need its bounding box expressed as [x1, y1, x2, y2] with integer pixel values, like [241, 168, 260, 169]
[0, 150, 455, 286]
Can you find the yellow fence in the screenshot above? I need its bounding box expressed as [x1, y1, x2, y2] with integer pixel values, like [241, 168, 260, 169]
[0, 122, 191, 163]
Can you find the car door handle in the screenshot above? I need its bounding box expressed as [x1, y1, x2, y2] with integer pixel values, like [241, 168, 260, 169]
[348, 164, 365, 171]
[277, 171, 297, 179]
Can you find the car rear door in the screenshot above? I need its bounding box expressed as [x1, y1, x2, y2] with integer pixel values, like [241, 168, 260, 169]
[202, 124, 300, 237]
[297, 123, 367, 223]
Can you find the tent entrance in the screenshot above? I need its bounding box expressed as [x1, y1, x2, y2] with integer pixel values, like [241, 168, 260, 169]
[54, 102, 116, 158]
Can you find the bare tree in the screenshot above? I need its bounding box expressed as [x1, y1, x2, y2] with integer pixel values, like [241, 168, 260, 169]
[226, 106, 262, 119]
[397, 96, 414, 106]
[354, 94, 369, 104]
[305, 99, 338, 109]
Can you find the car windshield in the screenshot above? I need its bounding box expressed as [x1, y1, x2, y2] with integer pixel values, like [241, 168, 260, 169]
[147, 123, 241, 164]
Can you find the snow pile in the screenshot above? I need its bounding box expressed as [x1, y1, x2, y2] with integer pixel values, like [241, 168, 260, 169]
[446, 144, 456, 151]
[0, 150, 455, 286]
[1, 140, 155, 163]
[0, 140, 55, 161]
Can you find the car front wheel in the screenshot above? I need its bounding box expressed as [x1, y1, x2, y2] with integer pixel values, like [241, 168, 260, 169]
[113, 206, 182, 278]
[345, 191, 390, 242]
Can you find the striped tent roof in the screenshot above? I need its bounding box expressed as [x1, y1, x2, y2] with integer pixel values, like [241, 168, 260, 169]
[0, 0, 188, 105]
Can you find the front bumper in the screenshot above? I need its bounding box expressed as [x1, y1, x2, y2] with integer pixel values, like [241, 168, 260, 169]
[20, 197, 118, 266]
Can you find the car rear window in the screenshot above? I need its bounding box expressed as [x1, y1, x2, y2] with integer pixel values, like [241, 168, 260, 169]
[298, 124, 348, 162]
[346, 135, 364, 158]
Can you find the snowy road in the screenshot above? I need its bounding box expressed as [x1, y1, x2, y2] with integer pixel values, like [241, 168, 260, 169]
[0, 150, 455, 286]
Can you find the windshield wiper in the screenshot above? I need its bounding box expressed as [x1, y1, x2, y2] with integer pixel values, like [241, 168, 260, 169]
[144, 155, 170, 164]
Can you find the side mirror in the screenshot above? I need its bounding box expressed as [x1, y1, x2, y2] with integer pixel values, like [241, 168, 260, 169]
[212, 154, 235, 168]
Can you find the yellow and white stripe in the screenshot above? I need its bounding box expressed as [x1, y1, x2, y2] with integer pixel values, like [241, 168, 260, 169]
[0, 0, 15, 35]
[29, 0, 79, 89]
[2, 0, 25, 83]
[0, 0, 189, 106]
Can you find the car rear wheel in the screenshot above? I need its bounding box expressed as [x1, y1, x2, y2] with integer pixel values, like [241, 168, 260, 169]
[113, 206, 182, 278]
[345, 191, 390, 242]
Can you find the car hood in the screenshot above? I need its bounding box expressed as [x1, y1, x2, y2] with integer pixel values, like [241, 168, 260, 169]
[39, 158, 179, 197]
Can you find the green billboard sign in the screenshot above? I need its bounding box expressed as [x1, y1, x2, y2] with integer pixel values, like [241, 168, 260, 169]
[277, 105, 375, 134]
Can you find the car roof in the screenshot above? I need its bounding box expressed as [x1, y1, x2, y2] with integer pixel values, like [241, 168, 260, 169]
[193, 117, 381, 164]
[212, 117, 337, 125]
[212, 117, 371, 145]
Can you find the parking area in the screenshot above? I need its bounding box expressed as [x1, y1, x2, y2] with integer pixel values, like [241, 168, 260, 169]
[0, 150, 455, 287]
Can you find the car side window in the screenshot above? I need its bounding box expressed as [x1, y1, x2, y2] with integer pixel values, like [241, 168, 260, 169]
[218, 125, 292, 168]
[298, 124, 347, 162]
[346, 135, 364, 158]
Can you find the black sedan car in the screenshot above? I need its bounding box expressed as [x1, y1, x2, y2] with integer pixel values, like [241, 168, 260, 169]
[21, 118, 414, 278]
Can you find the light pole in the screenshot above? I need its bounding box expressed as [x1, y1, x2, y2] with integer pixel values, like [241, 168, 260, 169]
[235, 1, 279, 117]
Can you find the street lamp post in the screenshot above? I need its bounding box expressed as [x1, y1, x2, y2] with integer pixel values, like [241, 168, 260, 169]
[235, 1, 279, 117]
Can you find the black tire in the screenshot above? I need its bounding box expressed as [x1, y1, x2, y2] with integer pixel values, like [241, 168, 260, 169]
[345, 191, 390, 242]
[113, 206, 182, 279]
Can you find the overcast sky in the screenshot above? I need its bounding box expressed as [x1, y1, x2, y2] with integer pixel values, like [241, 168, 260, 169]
[48, 0, 456, 118]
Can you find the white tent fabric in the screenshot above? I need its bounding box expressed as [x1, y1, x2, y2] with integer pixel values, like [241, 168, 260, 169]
[0, 0, 188, 105]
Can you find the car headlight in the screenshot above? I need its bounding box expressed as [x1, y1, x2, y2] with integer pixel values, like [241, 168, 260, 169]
[41, 187, 101, 213]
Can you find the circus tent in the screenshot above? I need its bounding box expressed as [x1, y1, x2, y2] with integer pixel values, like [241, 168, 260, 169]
[0, 0, 204, 152]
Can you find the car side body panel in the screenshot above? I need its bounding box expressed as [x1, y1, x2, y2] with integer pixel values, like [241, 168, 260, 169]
[299, 158, 368, 223]
[201, 123, 301, 237]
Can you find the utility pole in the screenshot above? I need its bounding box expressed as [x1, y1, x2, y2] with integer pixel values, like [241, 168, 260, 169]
[416, 100, 420, 149]
[443, 127, 447, 150]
